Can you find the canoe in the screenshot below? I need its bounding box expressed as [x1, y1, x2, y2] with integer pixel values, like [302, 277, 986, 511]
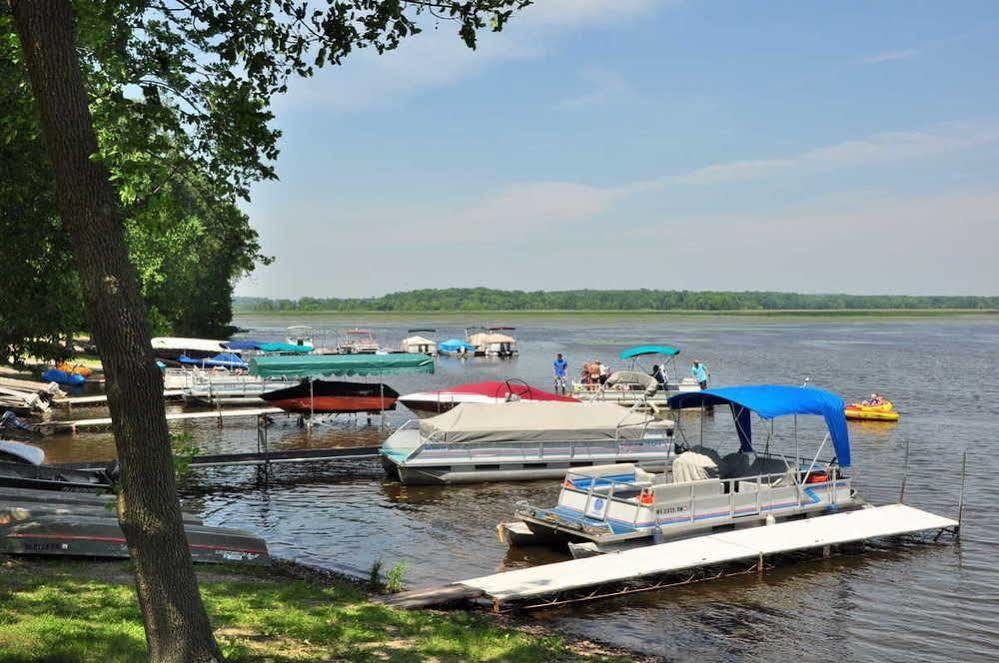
[845, 401, 900, 422]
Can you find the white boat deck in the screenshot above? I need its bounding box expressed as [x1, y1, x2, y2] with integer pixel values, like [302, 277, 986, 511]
[461, 504, 955, 601]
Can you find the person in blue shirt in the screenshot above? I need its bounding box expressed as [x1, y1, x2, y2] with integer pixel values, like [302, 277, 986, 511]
[553, 353, 568, 394]
[691, 361, 710, 390]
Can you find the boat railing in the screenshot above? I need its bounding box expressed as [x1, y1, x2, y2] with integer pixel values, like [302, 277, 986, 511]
[411, 434, 671, 464]
[569, 464, 847, 529]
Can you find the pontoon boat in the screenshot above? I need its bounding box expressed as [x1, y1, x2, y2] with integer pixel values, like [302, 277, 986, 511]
[500, 386, 858, 555]
[338, 329, 380, 354]
[572, 345, 702, 407]
[380, 400, 674, 484]
[466, 327, 518, 357]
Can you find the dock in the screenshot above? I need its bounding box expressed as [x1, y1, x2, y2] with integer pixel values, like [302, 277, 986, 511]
[384, 504, 958, 610]
[40, 407, 283, 434]
[56, 445, 381, 469]
[50, 390, 185, 409]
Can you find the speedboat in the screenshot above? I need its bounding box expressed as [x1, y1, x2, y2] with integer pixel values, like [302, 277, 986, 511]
[0, 487, 267, 564]
[380, 400, 674, 484]
[399, 380, 577, 418]
[261, 379, 399, 414]
[500, 385, 859, 556]
[845, 399, 900, 422]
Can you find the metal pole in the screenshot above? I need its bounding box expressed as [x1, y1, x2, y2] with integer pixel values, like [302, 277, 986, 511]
[699, 404, 704, 448]
[379, 371, 385, 431]
[957, 450, 967, 538]
[309, 377, 314, 430]
[899, 439, 910, 503]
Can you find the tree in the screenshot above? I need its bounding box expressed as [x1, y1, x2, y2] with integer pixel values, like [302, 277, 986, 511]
[7, 1, 529, 660]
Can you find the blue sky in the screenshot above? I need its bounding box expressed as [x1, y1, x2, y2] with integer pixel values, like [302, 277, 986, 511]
[238, 0, 999, 298]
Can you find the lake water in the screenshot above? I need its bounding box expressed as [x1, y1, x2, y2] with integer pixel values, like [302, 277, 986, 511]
[37, 314, 999, 661]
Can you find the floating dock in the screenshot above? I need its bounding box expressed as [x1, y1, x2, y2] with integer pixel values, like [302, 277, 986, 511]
[40, 407, 283, 434]
[50, 390, 185, 409]
[384, 504, 958, 610]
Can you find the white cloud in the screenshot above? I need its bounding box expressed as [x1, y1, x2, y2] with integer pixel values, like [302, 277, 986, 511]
[862, 49, 918, 63]
[278, 0, 671, 112]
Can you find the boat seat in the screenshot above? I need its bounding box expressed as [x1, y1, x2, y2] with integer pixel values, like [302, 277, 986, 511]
[718, 452, 752, 480]
[748, 456, 791, 479]
[652, 478, 722, 504]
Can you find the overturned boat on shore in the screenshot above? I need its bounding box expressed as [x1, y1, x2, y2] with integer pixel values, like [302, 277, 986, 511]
[381, 400, 674, 485]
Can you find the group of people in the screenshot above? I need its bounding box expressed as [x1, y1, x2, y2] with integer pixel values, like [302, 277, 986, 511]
[862, 393, 886, 406]
[552, 354, 710, 395]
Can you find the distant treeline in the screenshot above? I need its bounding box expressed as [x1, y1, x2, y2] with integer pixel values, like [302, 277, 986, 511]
[233, 289, 999, 312]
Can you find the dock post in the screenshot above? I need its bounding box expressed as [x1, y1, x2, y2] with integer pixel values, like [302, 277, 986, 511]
[757, 553, 765, 576]
[957, 450, 967, 539]
[899, 439, 910, 503]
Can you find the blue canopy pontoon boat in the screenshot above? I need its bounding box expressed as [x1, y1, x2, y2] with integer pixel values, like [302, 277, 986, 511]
[502, 385, 859, 554]
[438, 339, 476, 356]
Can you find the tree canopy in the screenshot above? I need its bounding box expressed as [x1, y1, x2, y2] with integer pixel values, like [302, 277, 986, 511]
[235, 288, 999, 312]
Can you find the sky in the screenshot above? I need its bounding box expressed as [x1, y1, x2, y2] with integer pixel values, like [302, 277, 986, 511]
[236, 0, 999, 299]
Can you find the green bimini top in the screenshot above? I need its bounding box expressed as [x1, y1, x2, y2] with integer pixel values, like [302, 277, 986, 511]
[250, 353, 435, 378]
[619, 345, 681, 360]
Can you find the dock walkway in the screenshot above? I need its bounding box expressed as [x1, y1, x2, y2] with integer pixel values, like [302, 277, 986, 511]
[41, 407, 282, 434]
[385, 504, 957, 609]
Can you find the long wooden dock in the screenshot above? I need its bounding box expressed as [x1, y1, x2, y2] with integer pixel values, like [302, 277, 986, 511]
[40, 407, 282, 434]
[50, 390, 185, 409]
[384, 504, 958, 610]
[56, 445, 381, 470]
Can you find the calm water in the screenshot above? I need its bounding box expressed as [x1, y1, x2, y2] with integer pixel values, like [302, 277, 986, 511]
[37, 314, 999, 661]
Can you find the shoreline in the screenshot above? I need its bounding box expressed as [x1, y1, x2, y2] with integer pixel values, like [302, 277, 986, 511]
[234, 308, 999, 318]
[0, 555, 659, 662]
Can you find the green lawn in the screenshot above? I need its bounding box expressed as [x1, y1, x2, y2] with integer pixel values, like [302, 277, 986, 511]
[0, 559, 627, 663]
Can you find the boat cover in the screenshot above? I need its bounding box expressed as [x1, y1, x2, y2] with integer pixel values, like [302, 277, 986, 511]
[413, 380, 578, 402]
[401, 335, 435, 347]
[467, 332, 516, 346]
[418, 401, 670, 444]
[667, 386, 851, 467]
[620, 345, 681, 359]
[152, 337, 228, 353]
[179, 352, 247, 369]
[226, 340, 313, 353]
[606, 371, 658, 393]
[250, 353, 435, 378]
[439, 339, 475, 352]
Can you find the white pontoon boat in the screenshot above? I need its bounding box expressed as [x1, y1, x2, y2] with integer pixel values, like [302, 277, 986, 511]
[573, 345, 702, 407]
[380, 400, 674, 484]
[500, 385, 859, 555]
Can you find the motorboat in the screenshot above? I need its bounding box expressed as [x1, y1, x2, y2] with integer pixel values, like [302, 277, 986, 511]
[466, 327, 518, 357]
[0, 487, 267, 564]
[338, 328, 380, 354]
[0, 440, 114, 492]
[261, 379, 399, 414]
[178, 352, 248, 370]
[500, 385, 859, 556]
[380, 400, 674, 485]
[400, 330, 437, 355]
[572, 345, 702, 407]
[152, 336, 231, 361]
[398, 379, 578, 418]
[285, 326, 316, 351]
[845, 398, 900, 422]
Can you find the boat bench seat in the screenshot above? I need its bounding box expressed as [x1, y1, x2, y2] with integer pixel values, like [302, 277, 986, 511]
[651, 478, 722, 504]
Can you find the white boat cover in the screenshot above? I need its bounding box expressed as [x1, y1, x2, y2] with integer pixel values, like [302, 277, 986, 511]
[152, 337, 228, 353]
[671, 451, 717, 483]
[401, 335, 436, 352]
[606, 371, 658, 392]
[418, 401, 672, 444]
[467, 332, 516, 346]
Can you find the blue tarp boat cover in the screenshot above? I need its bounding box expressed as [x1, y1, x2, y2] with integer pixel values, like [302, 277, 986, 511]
[250, 353, 435, 378]
[178, 352, 248, 369]
[620, 345, 681, 359]
[439, 339, 475, 353]
[40, 369, 86, 386]
[667, 385, 851, 467]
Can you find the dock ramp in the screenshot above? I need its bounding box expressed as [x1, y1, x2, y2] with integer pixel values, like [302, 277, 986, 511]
[385, 504, 957, 609]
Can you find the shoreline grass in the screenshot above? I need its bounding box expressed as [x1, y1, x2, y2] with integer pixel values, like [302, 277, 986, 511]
[0, 557, 636, 663]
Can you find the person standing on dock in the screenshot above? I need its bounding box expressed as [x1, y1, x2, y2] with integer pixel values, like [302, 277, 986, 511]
[691, 361, 710, 390]
[553, 353, 568, 395]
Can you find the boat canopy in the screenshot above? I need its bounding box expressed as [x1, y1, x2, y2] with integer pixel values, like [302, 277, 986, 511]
[667, 386, 851, 467]
[419, 401, 669, 445]
[401, 335, 435, 346]
[226, 339, 313, 353]
[468, 332, 516, 345]
[439, 339, 475, 352]
[179, 352, 248, 369]
[620, 345, 681, 359]
[250, 353, 435, 378]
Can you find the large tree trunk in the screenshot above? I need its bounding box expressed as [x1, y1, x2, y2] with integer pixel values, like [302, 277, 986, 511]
[10, 2, 222, 661]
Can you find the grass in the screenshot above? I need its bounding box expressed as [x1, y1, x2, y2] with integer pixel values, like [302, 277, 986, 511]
[0, 558, 629, 663]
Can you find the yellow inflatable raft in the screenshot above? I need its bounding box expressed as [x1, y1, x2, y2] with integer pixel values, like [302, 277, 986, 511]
[845, 400, 899, 422]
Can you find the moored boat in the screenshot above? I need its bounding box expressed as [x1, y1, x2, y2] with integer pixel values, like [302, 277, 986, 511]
[438, 339, 475, 356]
[380, 400, 674, 485]
[261, 379, 399, 414]
[338, 329, 380, 354]
[500, 385, 858, 555]
[466, 327, 518, 357]
[572, 345, 703, 407]
[399, 380, 577, 418]
[400, 331, 437, 355]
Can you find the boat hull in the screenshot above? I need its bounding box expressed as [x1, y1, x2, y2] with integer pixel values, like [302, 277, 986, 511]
[845, 406, 899, 422]
[261, 380, 399, 414]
